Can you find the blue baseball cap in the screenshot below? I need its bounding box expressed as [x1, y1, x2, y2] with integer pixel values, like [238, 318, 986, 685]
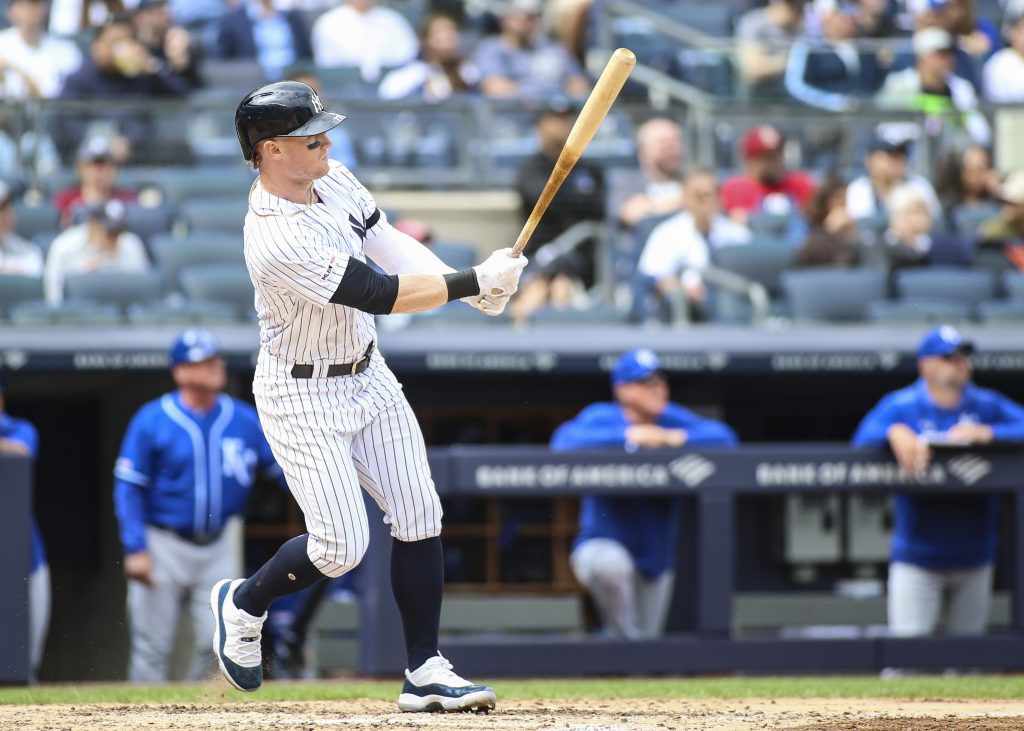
[169, 328, 221, 367]
[917, 325, 975, 358]
[612, 348, 662, 385]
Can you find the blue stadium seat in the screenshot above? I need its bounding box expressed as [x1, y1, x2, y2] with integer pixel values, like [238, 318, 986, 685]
[865, 299, 972, 325]
[179, 197, 249, 233]
[977, 300, 1024, 324]
[895, 268, 995, 311]
[9, 299, 122, 326]
[14, 200, 59, 239]
[430, 241, 476, 271]
[152, 232, 245, 291]
[126, 301, 239, 326]
[0, 274, 44, 318]
[150, 167, 255, 206]
[528, 304, 629, 327]
[711, 243, 798, 321]
[124, 202, 176, 244]
[63, 270, 166, 311]
[180, 263, 255, 319]
[781, 269, 887, 322]
[952, 204, 1000, 238]
[1004, 271, 1024, 300]
[747, 212, 796, 239]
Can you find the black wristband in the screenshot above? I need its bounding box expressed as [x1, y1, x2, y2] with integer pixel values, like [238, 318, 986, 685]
[444, 269, 480, 302]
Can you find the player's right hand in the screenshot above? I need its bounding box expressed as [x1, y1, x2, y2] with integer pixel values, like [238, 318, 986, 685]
[124, 550, 154, 586]
[473, 248, 528, 298]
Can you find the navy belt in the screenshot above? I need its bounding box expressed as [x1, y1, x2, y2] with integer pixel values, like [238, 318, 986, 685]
[291, 342, 375, 379]
[152, 523, 222, 546]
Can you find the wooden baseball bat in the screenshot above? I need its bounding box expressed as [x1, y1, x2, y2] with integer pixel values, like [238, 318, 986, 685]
[510, 48, 637, 257]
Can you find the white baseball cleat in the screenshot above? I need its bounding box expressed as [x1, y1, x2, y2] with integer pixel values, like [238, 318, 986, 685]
[210, 578, 267, 692]
[397, 652, 496, 713]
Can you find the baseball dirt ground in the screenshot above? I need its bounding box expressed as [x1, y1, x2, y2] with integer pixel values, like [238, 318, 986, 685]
[8, 697, 1024, 730]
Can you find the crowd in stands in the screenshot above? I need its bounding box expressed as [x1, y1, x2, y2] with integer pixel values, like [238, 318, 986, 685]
[0, 0, 1023, 326]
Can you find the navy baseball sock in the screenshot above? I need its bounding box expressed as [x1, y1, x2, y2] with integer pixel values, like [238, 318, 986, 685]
[234, 534, 326, 616]
[391, 536, 443, 672]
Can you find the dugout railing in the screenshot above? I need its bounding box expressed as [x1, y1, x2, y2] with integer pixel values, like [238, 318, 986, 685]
[354, 444, 1024, 676]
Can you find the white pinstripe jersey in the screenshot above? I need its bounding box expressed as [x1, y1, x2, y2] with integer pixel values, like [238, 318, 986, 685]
[244, 160, 386, 365]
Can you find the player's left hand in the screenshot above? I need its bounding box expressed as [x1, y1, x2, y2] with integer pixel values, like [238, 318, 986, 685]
[462, 290, 512, 316]
[946, 422, 994, 445]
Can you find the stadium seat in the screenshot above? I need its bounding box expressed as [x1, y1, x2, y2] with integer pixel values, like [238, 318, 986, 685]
[180, 263, 255, 318]
[430, 241, 476, 271]
[178, 197, 249, 233]
[9, 299, 122, 326]
[528, 304, 629, 326]
[14, 201, 59, 239]
[150, 167, 255, 206]
[152, 232, 245, 291]
[124, 202, 176, 243]
[1005, 271, 1024, 300]
[952, 204, 1000, 238]
[711, 243, 798, 321]
[977, 300, 1024, 323]
[194, 59, 268, 99]
[895, 268, 995, 311]
[126, 301, 239, 326]
[63, 270, 166, 311]
[32, 231, 58, 255]
[0, 274, 44, 318]
[972, 246, 1017, 282]
[403, 301, 506, 330]
[865, 299, 972, 325]
[854, 213, 888, 238]
[780, 269, 887, 322]
[747, 212, 795, 239]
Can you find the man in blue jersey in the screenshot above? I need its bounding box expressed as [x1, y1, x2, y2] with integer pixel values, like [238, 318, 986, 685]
[551, 349, 738, 638]
[114, 328, 283, 681]
[852, 325, 1024, 638]
[0, 371, 48, 681]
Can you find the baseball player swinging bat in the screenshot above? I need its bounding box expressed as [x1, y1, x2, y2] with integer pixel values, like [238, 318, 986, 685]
[511, 47, 637, 258]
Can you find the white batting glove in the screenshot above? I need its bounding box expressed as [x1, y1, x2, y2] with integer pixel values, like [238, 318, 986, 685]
[473, 248, 528, 298]
[461, 290, 511, 316]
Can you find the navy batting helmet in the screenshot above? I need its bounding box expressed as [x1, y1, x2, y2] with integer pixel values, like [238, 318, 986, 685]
[169, 328, 221, 367]
[235, 81, 346, 161]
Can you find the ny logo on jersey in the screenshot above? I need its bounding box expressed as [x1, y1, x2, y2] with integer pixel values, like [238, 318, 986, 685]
[222, 438, 258, 486]
[348, 214, 367, 241]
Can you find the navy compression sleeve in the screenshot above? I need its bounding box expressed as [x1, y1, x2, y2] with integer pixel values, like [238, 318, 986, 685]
[329, 257, 400, 314]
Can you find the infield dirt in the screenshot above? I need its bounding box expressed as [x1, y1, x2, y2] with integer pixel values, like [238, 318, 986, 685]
[7, 698, 1024, 730]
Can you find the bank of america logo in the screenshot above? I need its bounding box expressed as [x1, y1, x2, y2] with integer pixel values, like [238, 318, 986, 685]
[947, 455, 992, 486]
[669, 454, 716, 487]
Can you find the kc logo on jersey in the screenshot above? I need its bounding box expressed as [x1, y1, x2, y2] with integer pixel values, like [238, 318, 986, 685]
[222, 438, 258, 486]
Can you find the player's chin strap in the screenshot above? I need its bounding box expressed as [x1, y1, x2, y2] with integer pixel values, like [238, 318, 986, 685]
[247, 177, 318, 218]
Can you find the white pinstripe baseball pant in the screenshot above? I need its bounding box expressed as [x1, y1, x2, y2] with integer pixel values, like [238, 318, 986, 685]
[253, 348, 442, 578]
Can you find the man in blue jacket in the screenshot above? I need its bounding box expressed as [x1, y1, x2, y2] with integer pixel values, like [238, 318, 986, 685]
[551, 349, 738, 638]
[852, 325, 1024, 638]
[114, 328, 283, 681]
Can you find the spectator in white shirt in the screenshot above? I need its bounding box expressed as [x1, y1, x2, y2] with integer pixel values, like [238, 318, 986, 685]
[638, 169, 752, 321]
[0, 180, 44, 277]
[983, 12, 1024, 103]
[0, 0, 81, 100]
[311, 0, 418, 83]
[846, 127, 941, 221]
[43, 198, 149, 304]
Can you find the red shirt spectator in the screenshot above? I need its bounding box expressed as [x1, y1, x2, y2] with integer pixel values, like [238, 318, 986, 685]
[52, 136, 136, 228]
[720, 125, 816, 222]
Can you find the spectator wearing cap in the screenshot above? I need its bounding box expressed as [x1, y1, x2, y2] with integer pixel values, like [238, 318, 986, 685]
[0, 0, 81, 100]
[52, 136, 137, 229]
[0, 180, 44, 277]
[511, 100, 604, 322]
[734, 0, 806, 99]
[637, 169, 752, 322]
[379, 13, 481, 101]
[977, 171, 1024, 268]
[846, 127, 941, 221]
[982, 12, 1024, 103]
[472, 0, 591, 99]
[719, 125, 817, 228]
[852, 326, 1024, 642]
[783, 2, 887, 111]
[311, 0, 418, 83]
[212, 0, 312, 82]
[607, 117, 687, 232]
[862, 182, 972, 273]
[551, 349, 738, 639]
[43, 198, 149, 304]
[876, 26, 991, 146]
[131, 0, 201, 90]
[0, 371, 48, 682]
[905, 0, 1000, 84]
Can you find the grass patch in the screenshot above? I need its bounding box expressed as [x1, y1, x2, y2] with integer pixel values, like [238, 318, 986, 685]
[3, 676, 1024, 705]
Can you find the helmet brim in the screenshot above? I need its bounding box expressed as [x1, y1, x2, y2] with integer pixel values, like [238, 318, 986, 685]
[285, 110, 347, 139]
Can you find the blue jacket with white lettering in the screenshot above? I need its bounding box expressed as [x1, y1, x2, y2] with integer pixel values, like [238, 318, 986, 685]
[114, 392, 282, 554]
[851, 379, 1024, 569]
[551, 402, 738, 579]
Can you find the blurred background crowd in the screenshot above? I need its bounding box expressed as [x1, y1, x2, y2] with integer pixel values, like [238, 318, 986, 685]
[0, 0, 1023, 329]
